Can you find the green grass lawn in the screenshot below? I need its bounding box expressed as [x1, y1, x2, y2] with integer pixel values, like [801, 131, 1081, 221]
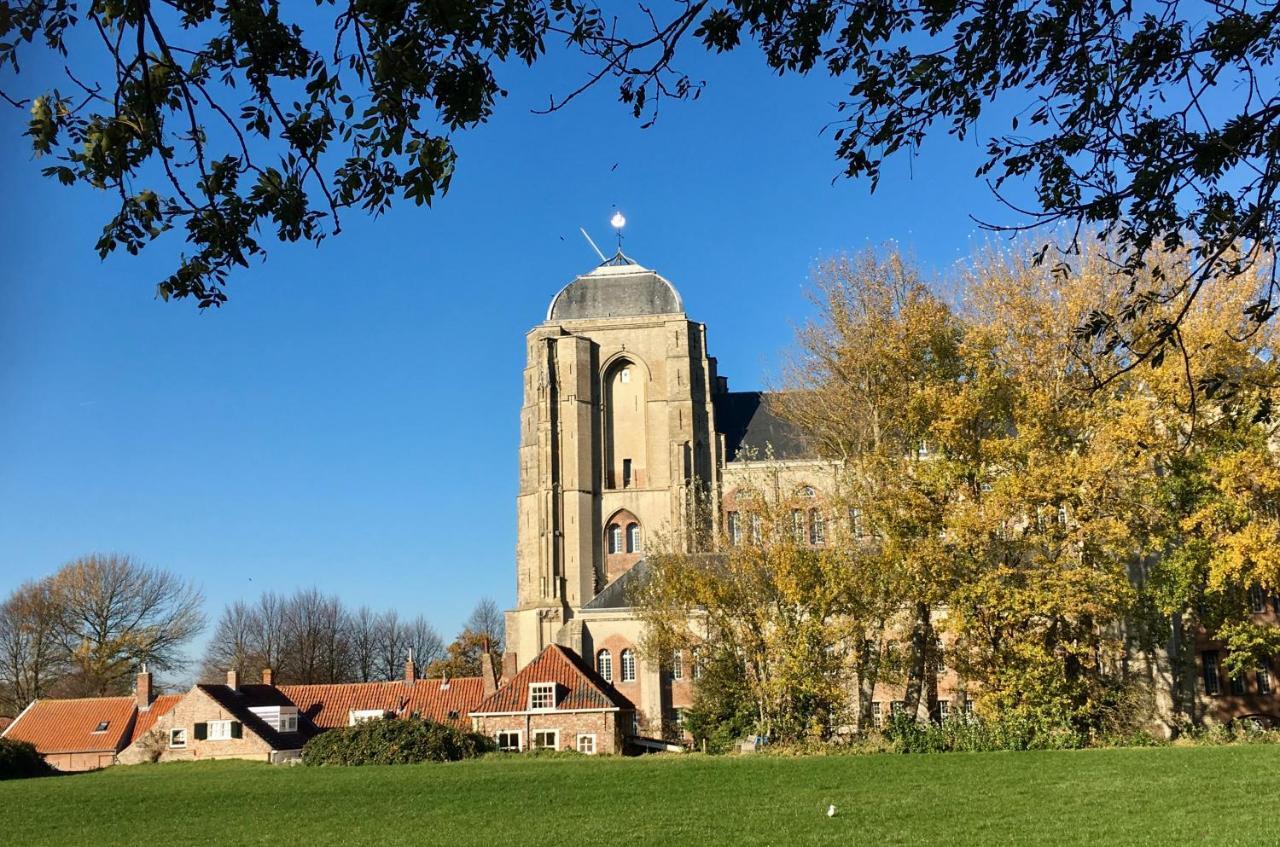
[2, 746, 1276, 846]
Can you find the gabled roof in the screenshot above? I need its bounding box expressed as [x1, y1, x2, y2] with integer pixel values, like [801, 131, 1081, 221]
[128, 694, 183, 744]
[195, 684, 311, 750]
[471, 645, 634, 715]
[1, 696, 137, 754]
[713, 391, 811, 461]
[279, 678, 486, 730]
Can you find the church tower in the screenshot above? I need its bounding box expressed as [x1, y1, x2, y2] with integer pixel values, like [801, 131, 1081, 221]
[505, 254, 721, 673]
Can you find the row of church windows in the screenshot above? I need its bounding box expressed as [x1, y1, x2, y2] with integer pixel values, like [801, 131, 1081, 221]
[1201, 651, 1274, 696]
[725, 508, 866, 547]
[596, 648, 702, 684]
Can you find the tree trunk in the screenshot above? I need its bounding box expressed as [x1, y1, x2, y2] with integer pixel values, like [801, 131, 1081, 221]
[903, 602, 932, 718]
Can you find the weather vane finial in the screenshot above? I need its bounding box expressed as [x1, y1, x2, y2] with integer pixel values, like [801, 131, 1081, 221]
[610, 210, 626, 252]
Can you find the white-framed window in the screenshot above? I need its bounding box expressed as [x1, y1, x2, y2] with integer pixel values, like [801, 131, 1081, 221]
[532, 729, 559, 750]
[749, 513, 763, 544]
[169, 728, 187, 749]
[92, 720, 110, 733]
[871, 702, 882, 729]
[671, 650, 684, 681]
[849, 507, 865, 539]
[890, 700, 905, 716]
[620, 649, 636, 682]
[576, 733, 596, 754]
[349, 709, 389, 726]
[727, 511, 741, 545]
[963, 700, 975, 717]
[1258, 666, 1273, 695]
[674, 708, 685, 729]
[529, 682, 556, 711]
[208, 720, 233, 740]
[607, 524, 623, 554]
[691, 647, 703, 680]
[1057, 505, 1069, 527]
[809, 509, 825, 546]
[597, 649, 613, 682]
[627, 523, 642, 553]
[938, 700, 950, 721]
[496, 730, 522, 751]
[791, 509, 805, 543]
[281, 714, 298, 733]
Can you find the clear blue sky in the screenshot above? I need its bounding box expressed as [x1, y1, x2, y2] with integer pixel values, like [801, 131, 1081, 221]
[0, 25, 1013, 658]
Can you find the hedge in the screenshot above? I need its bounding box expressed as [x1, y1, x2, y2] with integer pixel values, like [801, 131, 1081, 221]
[0, 738, 55, 780]
[302, 717, 495, 766]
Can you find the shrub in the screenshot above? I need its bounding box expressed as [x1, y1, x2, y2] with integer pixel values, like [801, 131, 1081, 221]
[302, 717, 495, 766]
[0, 738, 55, 780]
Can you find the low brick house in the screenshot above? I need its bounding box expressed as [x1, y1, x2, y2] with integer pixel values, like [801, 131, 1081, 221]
[470, 644, 635, 755]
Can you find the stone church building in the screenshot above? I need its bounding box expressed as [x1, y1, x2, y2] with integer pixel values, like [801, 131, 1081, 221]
[503, 251, 946, 736]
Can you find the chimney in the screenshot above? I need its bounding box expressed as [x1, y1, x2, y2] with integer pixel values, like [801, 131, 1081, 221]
[261, 667, 274, 686]
[135, 666, 154, 710]
[226, 669, 239, 691]
[404, 651, 416, 687]
[482, 654, 498, 697]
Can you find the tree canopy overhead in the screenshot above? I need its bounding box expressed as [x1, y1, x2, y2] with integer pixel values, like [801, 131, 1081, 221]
[3, 1, 1278, 373]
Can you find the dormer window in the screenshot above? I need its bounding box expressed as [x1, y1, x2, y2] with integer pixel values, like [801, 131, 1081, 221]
[93, 720, 109, 733]
[529, 682, 556, 711]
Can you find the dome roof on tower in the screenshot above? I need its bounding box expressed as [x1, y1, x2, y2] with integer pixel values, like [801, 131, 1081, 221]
[546, 253, 683, 321]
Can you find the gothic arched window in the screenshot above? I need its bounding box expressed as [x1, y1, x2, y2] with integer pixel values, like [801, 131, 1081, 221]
[620, 649, 637, 682]
[597, 649, 613, 682]
[809, 509, 825, 546]
[626, 523, 642, 553]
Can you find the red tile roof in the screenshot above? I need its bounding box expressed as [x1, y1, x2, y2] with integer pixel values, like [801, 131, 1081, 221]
[2, 697, 138, 754]
[280, 678, 486, 730]
[471, 645, 634, 715]
[128, 694, 183, 744]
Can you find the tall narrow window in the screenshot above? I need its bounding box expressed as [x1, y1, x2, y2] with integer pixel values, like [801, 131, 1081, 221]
[1231, 673, 1247, 695]
[749, 514, 763, 544]
[621, 649, 636, 682]
[597, 649, 613, 682]
[850, 507, 865, 539]
[727, 511, 741, 546]
[691, 647, 703, 680]
[1258, 666, 1273, 695]
[627, 523, 641, 553]
[671, 650, 684, 681]
[809, 509, 825, 546]
[607, 524, 622, 554]
[1203, 651, 1222, 695]
[1249, 585, 1266, 614]
[622, 458, 633, 488]
[791, 509, 805, 543]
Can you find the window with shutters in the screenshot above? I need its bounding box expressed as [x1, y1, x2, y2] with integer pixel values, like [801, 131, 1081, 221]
[621, 649, 636, 682]
[209, 720, 233, 740]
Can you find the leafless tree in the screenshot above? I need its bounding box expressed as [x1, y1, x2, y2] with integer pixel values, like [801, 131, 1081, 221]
[465, 598, 505, 656]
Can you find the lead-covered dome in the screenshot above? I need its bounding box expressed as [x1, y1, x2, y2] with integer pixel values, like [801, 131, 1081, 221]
[547, 254, 683, 321]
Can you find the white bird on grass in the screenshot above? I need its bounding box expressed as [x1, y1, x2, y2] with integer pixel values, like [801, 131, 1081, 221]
[827, 805, 837, 818]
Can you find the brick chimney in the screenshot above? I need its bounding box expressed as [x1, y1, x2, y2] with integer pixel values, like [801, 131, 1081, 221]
[261, 667, 274, 686]
[226, 669, 239, 691]
[135, 666, 154, 710]
[482, 654, 498, 697]
[404, 652, 416, 687]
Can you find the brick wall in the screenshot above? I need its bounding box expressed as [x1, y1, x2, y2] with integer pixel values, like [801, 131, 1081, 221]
[473, 709, 628, 755]
[117, 688, 276, 765]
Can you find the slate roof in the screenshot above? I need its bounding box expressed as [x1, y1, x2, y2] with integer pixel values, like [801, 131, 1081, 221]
[1, 696, 138, 754]
[470, 645, 634, 715]
[583, 559, 650, 610]
[279, 678, 486, 730]
[547, 258, 683, 321]
[128, 694, 183, 744]
[195, 683, 312, 749]
[713, 391, 811, 461]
